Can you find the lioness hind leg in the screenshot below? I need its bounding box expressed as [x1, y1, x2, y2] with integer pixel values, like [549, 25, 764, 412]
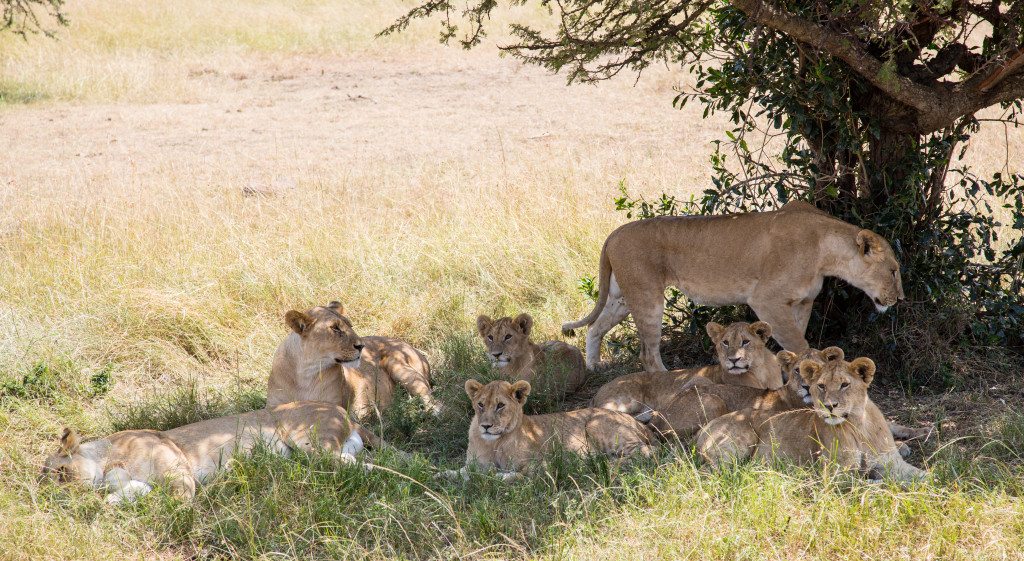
[585, 277, 630, 370]
[633, 307, 667, 372]
[889, 422, 932, 441]
[388, 363, 443, 415]
[696, 416, 757, 468]
[649, 393, 728, 442]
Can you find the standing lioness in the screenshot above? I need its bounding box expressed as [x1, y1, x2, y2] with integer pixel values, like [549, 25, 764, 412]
[563, 201, 904, 371]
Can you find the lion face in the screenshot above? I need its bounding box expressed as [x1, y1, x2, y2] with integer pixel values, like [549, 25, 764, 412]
[800, 353, 875, 426]
[284, 301, 364, 370]
[776, 347, 846, 404]
[464, 379, 530, 441]
[477, 313, 533, 367]
[851, 229, 904, 312]
[706, 321, 776, 377]
[40, 429, 94, 487]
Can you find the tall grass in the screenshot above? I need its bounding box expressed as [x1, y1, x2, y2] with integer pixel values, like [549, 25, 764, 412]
[2, 1, 1024, 559]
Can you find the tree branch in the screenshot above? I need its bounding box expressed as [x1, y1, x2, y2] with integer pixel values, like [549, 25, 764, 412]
[977, 48, 1024, 91]
[728, 0, 943, 115]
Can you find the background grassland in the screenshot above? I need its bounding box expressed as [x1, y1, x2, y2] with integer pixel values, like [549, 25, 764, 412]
[1, 1, 1023, 560]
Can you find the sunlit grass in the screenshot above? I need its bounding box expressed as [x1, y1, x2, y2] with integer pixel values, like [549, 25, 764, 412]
[1, 1, 1023, 559]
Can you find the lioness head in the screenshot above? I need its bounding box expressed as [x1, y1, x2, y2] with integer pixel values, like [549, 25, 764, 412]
[464, 379, 530, 441]
[40, 428, 91, 486]
[851, 229, 904, 312]
[777, 347, 843, 404]
[799, 352, 875, 426]
[706, 321, 780, 382]
[477, 313, 533, 367]
[284, 301, 364, 369]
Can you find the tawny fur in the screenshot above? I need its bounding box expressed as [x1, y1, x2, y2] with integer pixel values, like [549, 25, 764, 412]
[591, 321, 783, 433]
[41, 402, 379, 503]
[267, 301, 441, 417]
[446, 379, 653, 481]
[563, 201, 905, 371]
[696, 353, 927, 482]
[643, 347, 822, 440]
[477, 313, 586, 400]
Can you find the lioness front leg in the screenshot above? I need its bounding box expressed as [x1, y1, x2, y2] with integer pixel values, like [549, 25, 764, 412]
[749, 298, 809, 351]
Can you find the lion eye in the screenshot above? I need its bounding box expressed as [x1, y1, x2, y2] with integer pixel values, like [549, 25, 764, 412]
[817, 384, 826, 391]
[477, 402, 484, 410]
[503, 334, 512, 341]
[496, 403, 505, 410]
[487, 335, 493, 341]
[741, 339, 749, 347]
[840, 382, 850, 390]
[332, 325, 343, 334]
[721, 341, 729, 347]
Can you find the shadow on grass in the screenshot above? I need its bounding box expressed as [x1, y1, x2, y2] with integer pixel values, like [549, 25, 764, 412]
[38, 329, 1024, 560]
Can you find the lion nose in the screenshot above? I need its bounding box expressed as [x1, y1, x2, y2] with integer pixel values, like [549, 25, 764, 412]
[492, 352, 502, 358]
[824, 402, 837, 412]
[480, 423, 492, 430]
[354, 343, 364, 352]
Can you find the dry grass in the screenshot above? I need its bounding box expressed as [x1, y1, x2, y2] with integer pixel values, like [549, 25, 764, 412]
[1, 1, 1023, 560]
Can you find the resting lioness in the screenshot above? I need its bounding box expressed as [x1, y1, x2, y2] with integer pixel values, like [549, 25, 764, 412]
[267, 301, 441, 417]
[777, 347, 931, 446]
[696, 354, 927, 482]
[591, 321, 783, 425]
[643, 347, 823, 440]
[443, 379, 653, 481]
[563, 200, 905, 371]
[41, 402, 379, 503]
[477, 313, 586, 400]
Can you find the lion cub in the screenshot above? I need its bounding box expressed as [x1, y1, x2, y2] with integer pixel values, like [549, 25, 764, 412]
[643, 348, 823, 440]
[444, 379, 653, 481]
[268, 301, 441, 417]
[477, 313, 587, 400]
[41, 402, 378, 504]
[697, 353, 927, 482]
[592, 321, 783, 424]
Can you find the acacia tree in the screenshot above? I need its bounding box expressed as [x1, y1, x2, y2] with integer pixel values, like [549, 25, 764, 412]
[387, 0, 1024, 378]
[2, 0, 65, 37]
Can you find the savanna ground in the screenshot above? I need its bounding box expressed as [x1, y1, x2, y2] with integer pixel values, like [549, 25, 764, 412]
[2, 1, 1024, 559]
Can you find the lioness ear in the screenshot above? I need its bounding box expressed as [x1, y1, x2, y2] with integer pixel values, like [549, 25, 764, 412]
[798, 360, 823, 384]
[285, 310, 313, 334]
[513, 313, 533, 336]
[749, 321, 772, 343]
[464, 379, 483, 399]
[777, 350, 798, 370]
[476, 315, 493, 336]
[821, 346, 845, 362]
[510, 380, 531, 404]
[60, 428, 80, 455]
[705, 322, 725, 341]
[856, 229, 883, 256]
[850, 358, 876, 385]
[327, 301, 345, 314]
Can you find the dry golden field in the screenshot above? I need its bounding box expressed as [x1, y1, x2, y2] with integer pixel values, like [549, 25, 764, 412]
[2, 1, 1024, 560]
